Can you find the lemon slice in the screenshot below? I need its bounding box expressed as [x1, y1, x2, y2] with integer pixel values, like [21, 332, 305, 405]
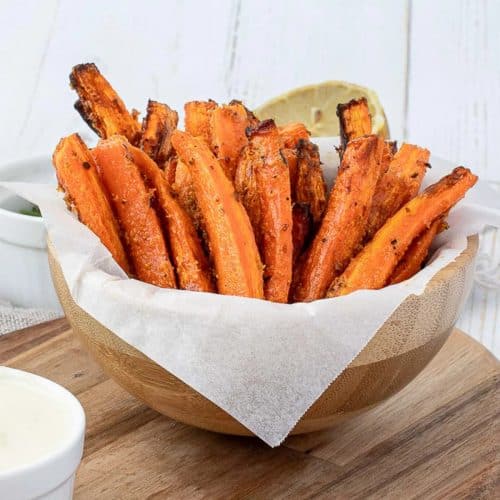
[255, 81, 389, 138]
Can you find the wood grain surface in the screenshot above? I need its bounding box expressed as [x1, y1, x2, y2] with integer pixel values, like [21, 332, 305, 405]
[1, 319, 498, 499]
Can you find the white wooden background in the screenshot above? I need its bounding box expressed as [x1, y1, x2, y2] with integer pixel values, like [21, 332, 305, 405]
[1, 0, 498, 355]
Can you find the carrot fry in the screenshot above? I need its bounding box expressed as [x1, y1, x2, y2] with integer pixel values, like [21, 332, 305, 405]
[279, 122, 310, 148]
[292, 203, 312, 265]
[328, 167, 477, 297]
[129, 146, 214, 292]
[337, 97, 372, 150]
[52, 134, 130, 273]
[93, 136, 176, 288]
[184, 100, 217, 145]
[171, 130, 263, 298]
[210, 102, 251, 180]
[140, 100, 178, 166]
[292, 135, 386, 302]
[295, 139, 327, 225]
[238, 120, 293, 303]
[70, 63, 141, 145]
[365, 143, 430, 240]
[388, 216, 445, 285]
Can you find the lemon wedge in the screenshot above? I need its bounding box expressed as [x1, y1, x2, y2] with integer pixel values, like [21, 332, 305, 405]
[255, 81, 389, 138]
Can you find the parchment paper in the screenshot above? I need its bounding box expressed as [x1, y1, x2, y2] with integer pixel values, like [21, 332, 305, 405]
[2, 138, 499, 446]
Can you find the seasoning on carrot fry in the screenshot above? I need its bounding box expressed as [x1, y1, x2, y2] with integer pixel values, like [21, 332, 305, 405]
[184, 100, 217, 145]
[328, 167, 477, 297]
[130, 146, 214, 292]
[171, 130, 264, 298]
[292, 203, 312, 265]
[52, 133, 130, 273]
[294, 139, 327, 225]
[93, 136, 176, 288]
[279, 123, 310, 148]
[365, 143, 430, 241]
[388, 216, 446, 285]
[70, 64, 141, 145]
[140, 100, 178, 167]
[210, 102, 251, 180]
[292, 135, 386, 302]
[337, 97, 372, 150]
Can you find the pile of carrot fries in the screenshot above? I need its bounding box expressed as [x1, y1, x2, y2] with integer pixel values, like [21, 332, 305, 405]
[53, 63, 477, 303]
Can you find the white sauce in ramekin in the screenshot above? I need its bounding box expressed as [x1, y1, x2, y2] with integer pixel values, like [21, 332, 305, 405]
[0, 368, 75, 472]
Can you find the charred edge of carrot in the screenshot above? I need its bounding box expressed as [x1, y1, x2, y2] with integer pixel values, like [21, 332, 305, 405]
[171, 130, 264, 298]
[295, 139, 327, 225]
[70, 63, 141, 145]
[337, 97, 372, 150]
[52, 133, 130, 273]
[282, 148, 299, 193]
[365, 143, 430, 241]
[279, 122, 311, 149]
[234, 141, 262, 248]
[229, 99, 260, 128]
[184, 100, 218, 145]
[292, 135, 385, 303]
[328, 167, 478, 297]
[140, 100, 179, 166]
[130, 146, 214, 292]
[93, 136, 176, 288]
[388, 216, 444, 285]
[247, 119, 293, 303]
[164, 155, 177, 186]
[210, 102, 250, 180]
[292, 203, 312, 265]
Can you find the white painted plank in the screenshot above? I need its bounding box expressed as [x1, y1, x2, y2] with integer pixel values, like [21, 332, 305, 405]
[407, 0, 500, 182]
[408, 0, 499, 356]
[0, 0, 59, 163]
[227, 0, 409, 138]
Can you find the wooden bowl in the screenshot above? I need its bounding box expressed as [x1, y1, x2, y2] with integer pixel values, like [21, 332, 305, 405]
[48, 236, 478, 436]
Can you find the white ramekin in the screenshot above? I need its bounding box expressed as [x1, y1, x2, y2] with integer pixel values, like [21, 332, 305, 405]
[0, 156, 62, 311]
[0, 367, 85, 500]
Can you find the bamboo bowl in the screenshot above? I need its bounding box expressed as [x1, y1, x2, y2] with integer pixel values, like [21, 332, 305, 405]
[48, 236, 478, 436]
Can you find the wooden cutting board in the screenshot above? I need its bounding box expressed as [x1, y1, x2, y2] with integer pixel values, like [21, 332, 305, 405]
[1, 320, 498, 499]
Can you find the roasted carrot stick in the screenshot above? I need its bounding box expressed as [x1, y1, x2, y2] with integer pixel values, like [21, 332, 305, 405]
[328, 167, 477, 297]
[295, 139, 327, 225]
[337, 97, 372, 150]
[52, 133, 130, 273]
[70, 63, 141, 145]
[292, 203, 312, 265]
[93, 136, 176, 288]
[365, 143, 430, 240]
[292, 135, 385, 302]
[210, 102, 251, 180]
[171, 130, 263, 298]
[129, 146, 214, 292]
[140, 100, 178, 166]
[388, 216, 445, 285]
[184, 100, 217, 145]
[240, 120, 293, 303]
[279, 122, 310, 148]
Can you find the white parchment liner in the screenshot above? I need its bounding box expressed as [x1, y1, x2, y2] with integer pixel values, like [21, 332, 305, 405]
[2, 137, 499, 446]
